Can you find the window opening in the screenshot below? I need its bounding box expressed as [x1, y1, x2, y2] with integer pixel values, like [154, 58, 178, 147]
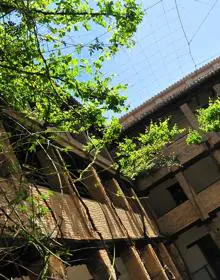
[167, 183, 187, 206]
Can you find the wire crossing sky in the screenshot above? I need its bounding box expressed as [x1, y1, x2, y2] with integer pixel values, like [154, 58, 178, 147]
[102, 0, 220, 115]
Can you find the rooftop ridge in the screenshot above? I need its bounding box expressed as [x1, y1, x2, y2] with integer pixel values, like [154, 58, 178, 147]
[120, 56, 220, 129]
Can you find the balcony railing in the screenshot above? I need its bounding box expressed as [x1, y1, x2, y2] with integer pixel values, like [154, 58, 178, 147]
[167, 135, 206, 164]
[158, 179, 220, 234]
[137, 136, 207, 190]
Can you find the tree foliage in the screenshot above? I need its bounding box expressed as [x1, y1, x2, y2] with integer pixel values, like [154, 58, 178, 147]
[0, 0, 143, 139]
[115, 119, 183, 179]
[0, 0, 144, 277]
[186, 98, 220, 144]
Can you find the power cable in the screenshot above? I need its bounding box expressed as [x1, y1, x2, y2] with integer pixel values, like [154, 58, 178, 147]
[174, 0, 197, 69]
[189, 0, 219, 43]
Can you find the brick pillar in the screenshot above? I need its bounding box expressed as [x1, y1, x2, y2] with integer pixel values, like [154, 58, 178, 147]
[105, 178, 142, 236]
[165, 243, 190, 280]
[139, 244, 168, 280]
[120, 246, 151, 280]
[87, 249, 117, 280]
[175, 172, 208, 220]
[129, 187, 159, 236]
[48, 255, 67, 279]
[82, 167, 126, 238]
[27, 256, 67, 280]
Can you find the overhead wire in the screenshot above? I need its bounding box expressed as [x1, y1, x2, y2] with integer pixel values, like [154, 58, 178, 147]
[189, 0, 219, 43]
[174, 0, 197, 69]
[161, 0, 184, 76]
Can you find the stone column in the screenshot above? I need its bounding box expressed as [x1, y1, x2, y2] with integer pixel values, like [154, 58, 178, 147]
[139, 244, 169, 280]
[87, 249, 117, 280]
[120, 246, 151, 280]
[175, 172, 208, 220]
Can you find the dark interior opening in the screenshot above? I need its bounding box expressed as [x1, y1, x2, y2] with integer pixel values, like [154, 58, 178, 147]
[167, 182, 187, 206]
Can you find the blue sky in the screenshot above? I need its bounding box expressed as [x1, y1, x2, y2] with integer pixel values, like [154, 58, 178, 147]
[101, 0, 220, 115]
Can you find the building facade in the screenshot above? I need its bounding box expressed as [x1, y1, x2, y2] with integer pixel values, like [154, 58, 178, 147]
[2, 57, 220, 280]
[121, 57, 220, 280]
[0, 110, 179, 278]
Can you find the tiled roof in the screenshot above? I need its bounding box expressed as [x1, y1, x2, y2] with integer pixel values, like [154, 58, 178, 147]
[120, 57, 220, 130]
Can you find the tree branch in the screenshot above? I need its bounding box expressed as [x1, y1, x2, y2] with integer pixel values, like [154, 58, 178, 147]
[0, 3, 113, 17]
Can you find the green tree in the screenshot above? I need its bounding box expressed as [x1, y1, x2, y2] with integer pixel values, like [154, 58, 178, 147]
[115, 119, 183, 179]
[0, 1, 144, 277]
[0, 0, 143, 142]
[186, 98, 220, 144]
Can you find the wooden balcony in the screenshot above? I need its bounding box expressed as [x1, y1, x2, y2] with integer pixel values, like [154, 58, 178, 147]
[137, 136, 207, 191]
[157, 201, 198, 234]
[167, 135, 206, 165]
[33, 186, 158, 240]
[157, 179, 220, 234]
[0, 179, 158, 241]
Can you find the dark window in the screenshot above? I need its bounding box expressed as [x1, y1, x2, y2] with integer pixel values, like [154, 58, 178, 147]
[167, 183, 187, 206]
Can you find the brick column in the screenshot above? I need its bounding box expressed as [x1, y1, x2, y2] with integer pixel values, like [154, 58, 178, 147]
[175, 172, 208, 220]
[120, 246, 151, 280]
[87, 249, 117, 280]
[105, 178, 142, 236]
[139, 244, 168, 280]
[82, 167, 126, 238]
[27, 256, 67, 280]
[130, 187, 159, 236]
[48, 255, 67, 280]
